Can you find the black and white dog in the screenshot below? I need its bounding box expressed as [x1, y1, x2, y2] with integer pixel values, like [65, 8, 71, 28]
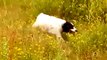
[32, 13, 77, 39]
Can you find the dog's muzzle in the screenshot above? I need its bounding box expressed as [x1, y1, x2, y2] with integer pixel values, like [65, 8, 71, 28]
[70, 27, 77, 33]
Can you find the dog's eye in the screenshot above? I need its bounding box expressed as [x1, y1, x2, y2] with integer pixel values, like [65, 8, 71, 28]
[70, 25, 74, 29]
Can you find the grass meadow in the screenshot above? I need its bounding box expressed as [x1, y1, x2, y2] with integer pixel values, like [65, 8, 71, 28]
[0, 0, 107, 60]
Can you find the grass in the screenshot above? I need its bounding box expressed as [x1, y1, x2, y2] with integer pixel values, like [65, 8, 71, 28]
[0, 0, 107, 60]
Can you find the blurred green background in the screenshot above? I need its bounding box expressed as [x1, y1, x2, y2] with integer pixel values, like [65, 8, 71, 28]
[0, 0, 107, 60]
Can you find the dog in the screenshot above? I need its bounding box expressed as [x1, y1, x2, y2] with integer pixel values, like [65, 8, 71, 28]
[32, 13, 77, 40]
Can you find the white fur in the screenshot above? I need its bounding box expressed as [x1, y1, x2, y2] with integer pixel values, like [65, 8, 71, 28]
[70, 27, 77, 32]
[32, 13, 66, 38]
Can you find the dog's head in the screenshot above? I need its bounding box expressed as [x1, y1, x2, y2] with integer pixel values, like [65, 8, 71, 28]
[62, 22, 77, 33]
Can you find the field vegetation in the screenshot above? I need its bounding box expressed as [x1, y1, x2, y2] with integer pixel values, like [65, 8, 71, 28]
[0, 0, 107, 60]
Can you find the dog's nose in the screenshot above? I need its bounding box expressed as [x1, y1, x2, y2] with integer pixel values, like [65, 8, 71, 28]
[75, 30, 77, 32]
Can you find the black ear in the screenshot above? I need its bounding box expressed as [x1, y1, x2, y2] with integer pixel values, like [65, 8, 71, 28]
[62, 22, 74, 32]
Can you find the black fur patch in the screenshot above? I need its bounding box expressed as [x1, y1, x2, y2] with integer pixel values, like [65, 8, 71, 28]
[62, 22, 74, 32]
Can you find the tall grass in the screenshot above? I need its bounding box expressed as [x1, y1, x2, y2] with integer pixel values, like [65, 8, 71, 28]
[0, 0, 107, 60]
